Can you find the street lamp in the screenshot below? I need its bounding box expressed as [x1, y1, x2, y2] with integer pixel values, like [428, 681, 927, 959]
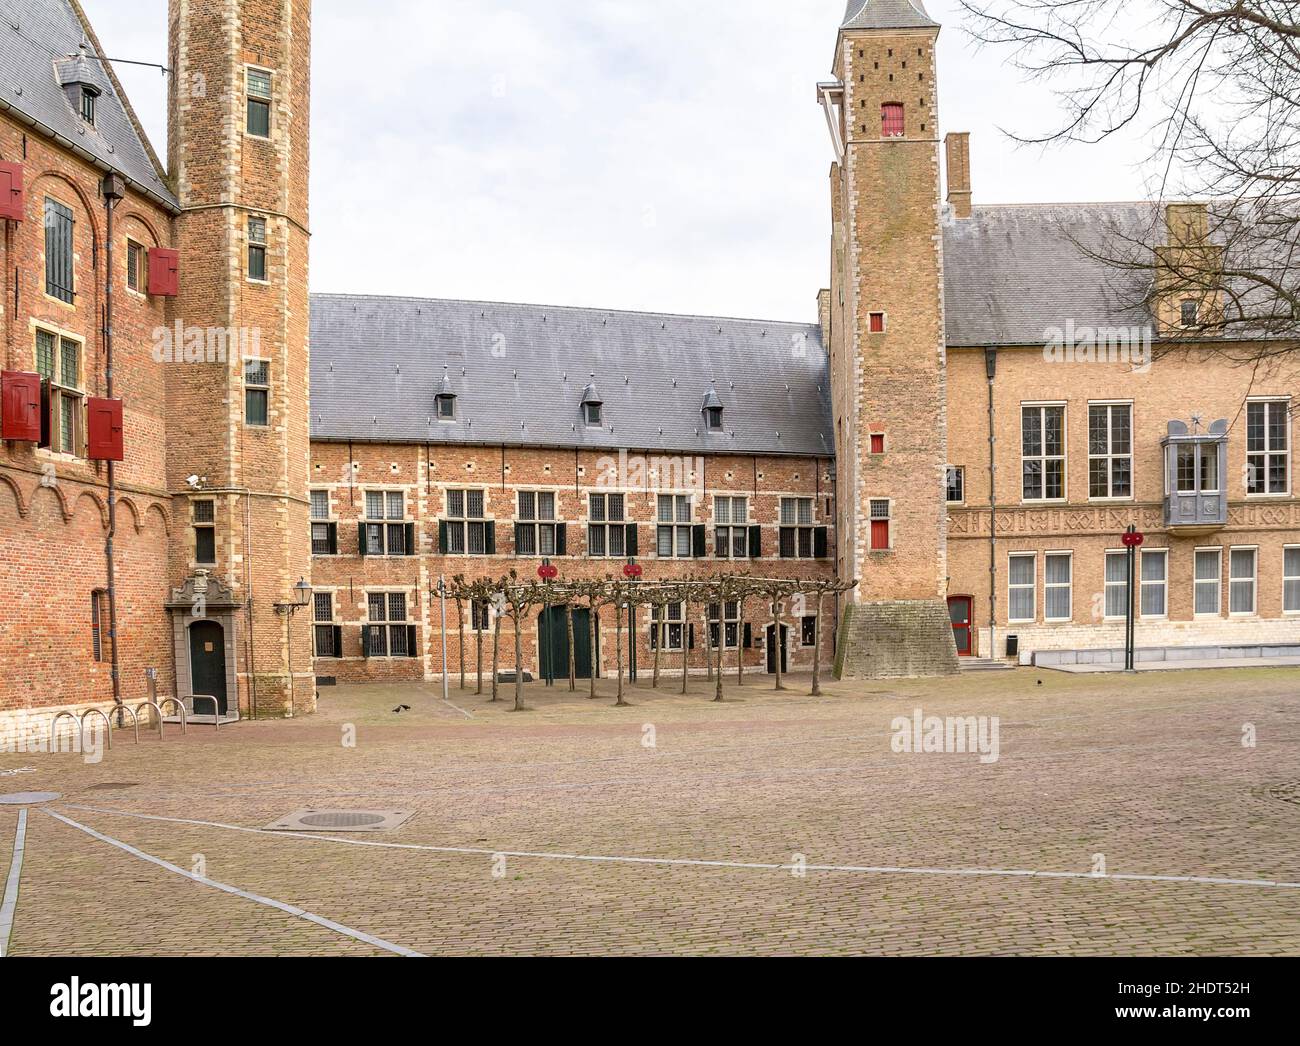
[273, 577, 313, 719]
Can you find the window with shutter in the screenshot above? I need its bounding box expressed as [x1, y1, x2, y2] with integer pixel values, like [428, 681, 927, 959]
[881, 103, 905, 137]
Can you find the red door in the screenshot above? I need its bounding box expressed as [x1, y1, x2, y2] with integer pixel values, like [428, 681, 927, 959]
[948, 596, 973, 656]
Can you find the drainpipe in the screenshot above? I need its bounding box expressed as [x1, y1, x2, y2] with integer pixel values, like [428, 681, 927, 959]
[985, 348, 998, 660]
[102, 174, 125, 717]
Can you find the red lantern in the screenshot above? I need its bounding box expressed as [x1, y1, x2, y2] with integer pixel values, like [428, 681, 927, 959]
[1121, 531, 1145, 549]
[623, 563, 643, 579]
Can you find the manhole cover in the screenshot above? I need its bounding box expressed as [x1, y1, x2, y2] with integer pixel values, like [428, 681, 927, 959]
[299, 812, 386, 829]
[264, 809, 414, 833]
[0, 792, 61, 805]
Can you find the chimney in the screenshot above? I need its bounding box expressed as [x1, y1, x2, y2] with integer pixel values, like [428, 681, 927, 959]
[817, 288, 832, 347]
[945, 132, 972, 219]
[1165, 202, 1208, 245]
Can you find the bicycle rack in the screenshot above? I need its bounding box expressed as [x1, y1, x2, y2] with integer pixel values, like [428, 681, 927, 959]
[113, 704, 141, 745]
[159, 697, 187, 735]
[49, 711, 79, 753]
[80, 708, 113, 750]
[192, 695, 222, 730]
[136, 701, 166, 740]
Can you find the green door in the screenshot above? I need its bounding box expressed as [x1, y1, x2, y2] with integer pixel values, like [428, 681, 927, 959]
[538, 606, 593, 681]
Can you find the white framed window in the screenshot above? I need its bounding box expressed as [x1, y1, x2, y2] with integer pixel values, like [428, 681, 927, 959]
[126, 240, 147, 293]
[247, 216, 268, 282]
[1246, 399, 1290, 495]
[365, 591, 414, 659]
[516, 490, 559, 557]
[1229, 547, 1257, 616]
[714, 496, 750, 559]
[1140, 548, 1168, 618]
[1104, 551, 1130, 620]
[588, 492, 627, 558]
[1088, 403, 1133, 499]
[657, 494, 693, 558]
[246, 66, 272, 137]
[1044, 552, 1072, 622]
[650, 602, 686, 652]
[1175, 442, 1220, 494]
[445, 488, 489, 556]
[1008, 552, 1036, 623]
[244, 358, 270, 426]
[363, 490, 409, 557]
[34, 327, 84, 455]
[1022, 404, 1066, 501]
[1194, 548, 1222, 616]
[707, 601, 742, 650]
[945, 466, 965, 505]
[781, 497, 819, 558]
[1284, 547, 1300, 614]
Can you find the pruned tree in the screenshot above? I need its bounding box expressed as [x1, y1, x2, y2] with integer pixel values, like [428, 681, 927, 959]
[960, 0, 1300, 358]
[506, 575, 544, 712]
[798, 577, 859, 697]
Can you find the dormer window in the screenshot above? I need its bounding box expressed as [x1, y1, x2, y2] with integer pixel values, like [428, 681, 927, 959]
[581, 381, 603, 428]
[80, 86, 98, 126]
[1180, 299, 1199, 327]
[435, 368, 456, 421]
[702, 386, 725, 431]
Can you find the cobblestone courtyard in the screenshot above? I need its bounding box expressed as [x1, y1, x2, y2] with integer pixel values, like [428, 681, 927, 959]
[1, 667, 1298, 956]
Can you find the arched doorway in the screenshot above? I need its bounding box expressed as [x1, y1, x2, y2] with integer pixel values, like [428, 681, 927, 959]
[189, 621, 228, 715]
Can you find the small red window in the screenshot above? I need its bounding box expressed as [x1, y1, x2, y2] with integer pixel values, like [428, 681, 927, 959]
[1, 371, 42, 442]
[870, 433, 886, 455]
[86, 397, 124, 461]
[870, 499, 891, 551]
[881, 103, 905, 138]
[0, 161, 24, 222]
[869, 312, 886, 333]
[148, 247, 179, 297]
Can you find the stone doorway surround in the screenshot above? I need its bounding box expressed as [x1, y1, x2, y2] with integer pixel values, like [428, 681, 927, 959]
[166, 571, 243, 719]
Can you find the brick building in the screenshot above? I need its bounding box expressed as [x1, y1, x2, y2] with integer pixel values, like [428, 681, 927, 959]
[1, 0, 1296, 727]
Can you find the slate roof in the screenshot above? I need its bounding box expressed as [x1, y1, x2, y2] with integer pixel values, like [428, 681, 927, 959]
[0, 0, 177, 210]
[842, 0, 939, 30]
[944, 203, 1163, 347]
[309, 294, 834, 458]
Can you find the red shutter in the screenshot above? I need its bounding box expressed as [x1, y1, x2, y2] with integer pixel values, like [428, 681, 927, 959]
[869, 312, 885, 333]
[86, 397, 125, 461]
[881, 103, 905, 138]
[1, 371, 41, 441]
[148, 247, 179, 296]
[871, 520, 890, 551]
[0, 162, 24, 222]
[870, 433, 885, 455]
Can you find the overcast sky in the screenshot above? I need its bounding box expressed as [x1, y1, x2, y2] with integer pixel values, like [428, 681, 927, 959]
[81, 0, 1159, 322]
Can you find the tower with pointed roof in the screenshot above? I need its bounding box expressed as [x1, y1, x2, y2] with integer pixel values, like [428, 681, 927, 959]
[823, 0, 959, 676]
[165, 0, 314, 716]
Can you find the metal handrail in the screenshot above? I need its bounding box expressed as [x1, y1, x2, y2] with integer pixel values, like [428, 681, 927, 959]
[49, 711, 79, 753]
[192, 695, 221, 730]
[159, 697, 187, 734]
[80, 708, 113, 750]
[136, 701, 165, 739]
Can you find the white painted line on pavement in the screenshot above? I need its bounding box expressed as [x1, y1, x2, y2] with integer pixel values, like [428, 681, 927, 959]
[63, 803, 1300, 893]
[43, 809, 424, 958]
[0, 809, 29, 958]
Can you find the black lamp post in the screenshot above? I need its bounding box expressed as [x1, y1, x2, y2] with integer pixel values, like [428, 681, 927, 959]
[274, 578, 313, 718]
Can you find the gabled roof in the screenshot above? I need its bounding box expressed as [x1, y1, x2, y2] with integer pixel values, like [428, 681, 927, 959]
[841, 0, 939, 31]
[944, 203, 1158, 346]
[310, 294, 833, 459]
[0, 0, 177, 210]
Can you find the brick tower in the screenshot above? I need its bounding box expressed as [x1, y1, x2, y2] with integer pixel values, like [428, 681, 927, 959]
[165, 0, 314, 716]
[822, 0, 958, 677]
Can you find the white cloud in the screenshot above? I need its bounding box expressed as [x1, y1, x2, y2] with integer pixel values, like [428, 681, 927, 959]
[82, 0, 1160, 322]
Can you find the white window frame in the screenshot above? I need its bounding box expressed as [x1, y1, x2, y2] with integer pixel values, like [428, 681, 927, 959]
[707, 600, 742, 651]
[945, 465, 965, 505]
[657, 494, 694, 559]
[33, 325, 85, 457]
[1139, 548, 1169, 619]
[587, 491, 627, 559]
[1103, 550, 1130, 621]
[1229, 546, 1258, 617]
[516, 489, 560, 558]
[245, 65, 273, 139]
[445, 488, 489, 556]
[1194, 547, 1222, 618]
[650, 601, 687, 652]
[247, 215, 270, 284]
[1044, 551, 1073, 623]
[1021, 402, 1067, 503]
[1245, 397, 1291, 497]
[713, 495, 750, 560]
[1087, 401, 1134, 501]
[1007, 552, 1037, 624]
[365, 589, 413, 659]
[1284, 546, 1300, 615]
[363, 489, 409, 557]
[243, 357, 270, 427]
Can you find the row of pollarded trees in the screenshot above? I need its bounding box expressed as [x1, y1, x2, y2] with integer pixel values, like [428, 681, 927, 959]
[443, 571, 858, 711]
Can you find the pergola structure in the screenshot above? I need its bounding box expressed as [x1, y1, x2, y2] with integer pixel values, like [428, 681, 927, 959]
[441, 571, 859, 711]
